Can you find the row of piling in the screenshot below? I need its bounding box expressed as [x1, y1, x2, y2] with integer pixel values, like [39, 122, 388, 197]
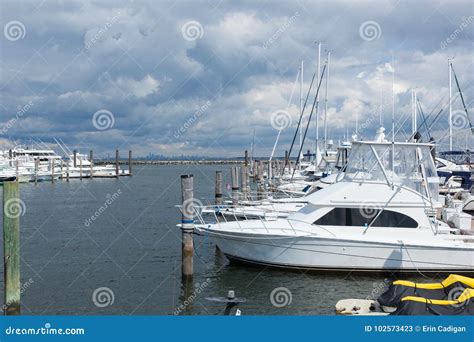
[7, 149, 133, 183]
[180, 150, 298, 279]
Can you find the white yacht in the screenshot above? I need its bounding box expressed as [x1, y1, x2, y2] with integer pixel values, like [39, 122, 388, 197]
[195, 141, 474, 272]
[65, 153, 129, 178]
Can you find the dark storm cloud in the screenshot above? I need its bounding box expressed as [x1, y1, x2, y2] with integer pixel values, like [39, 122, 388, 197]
[0, 0, 472, 156]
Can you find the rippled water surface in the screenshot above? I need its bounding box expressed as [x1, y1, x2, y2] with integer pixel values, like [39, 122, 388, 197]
[0, 165, 433, 315]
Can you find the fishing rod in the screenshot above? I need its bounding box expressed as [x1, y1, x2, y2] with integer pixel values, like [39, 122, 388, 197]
[280, 71, 317, 176]
[269, 68, 300, 161]
[450, 62, 473, 134]
[291, 63, 327, 180]
[416, 100, 431, 140]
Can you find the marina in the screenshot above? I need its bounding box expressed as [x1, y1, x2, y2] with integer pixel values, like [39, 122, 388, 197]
[0, 2, 473, 341]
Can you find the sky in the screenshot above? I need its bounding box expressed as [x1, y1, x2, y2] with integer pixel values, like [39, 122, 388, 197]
[0, 0, 473, 158]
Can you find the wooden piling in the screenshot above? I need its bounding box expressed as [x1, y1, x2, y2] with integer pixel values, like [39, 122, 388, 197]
[66, 162, 70, 182]
[89, 150, 94, 179]
[244, 150, 248, 167]
[115, 149, 119, 178]
[3, 182, 20, 315]
[15, 160, 19, 183]
[231, 167, 239, 206]
[215, 171, 223, 205]
[51, 159, 55, 183]
[60, 160, 63, 180]
[181, 175, 194, 278]
[241, 165, 248, 200]
[252, 161, 258, 182]
[128, 150, 132, 176]
[73, 150, 77, 168]
[257, 160, 265, 200]
[34, 159, 38, 185]
[79, 156, 83, 180]
[8, 149, 13, 167]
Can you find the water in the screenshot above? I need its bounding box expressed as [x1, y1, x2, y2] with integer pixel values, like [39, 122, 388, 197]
[0, 165, 429, 315]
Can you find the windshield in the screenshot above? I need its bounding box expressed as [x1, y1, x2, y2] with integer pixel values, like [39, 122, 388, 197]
[344, 142, 439, 201]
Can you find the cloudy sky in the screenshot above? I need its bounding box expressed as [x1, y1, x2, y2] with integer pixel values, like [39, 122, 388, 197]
[0, 0, 472, 157]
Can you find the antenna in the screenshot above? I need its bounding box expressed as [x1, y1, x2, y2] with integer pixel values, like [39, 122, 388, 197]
[324, 50, 330, 150]
[315, 41, 321, 154]
[448, 57, 452, 150]
[391, 55, 395, 142]
[299, 60, 304, 152]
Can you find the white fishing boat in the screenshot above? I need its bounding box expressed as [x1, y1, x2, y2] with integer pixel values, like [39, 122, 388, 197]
[195, 141, 474, 272]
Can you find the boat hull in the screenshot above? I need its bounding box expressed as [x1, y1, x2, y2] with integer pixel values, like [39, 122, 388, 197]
[206, 232, 474, 272]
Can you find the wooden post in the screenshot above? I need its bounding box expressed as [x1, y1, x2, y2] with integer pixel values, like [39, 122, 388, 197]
[89, 150, 94, 179]
[60, 160, 63, 180]
[181, 175, 194, 278]
[66, 162, 70, 182]
[8, 149, 12, 167]
[231, 167, 239, 206]
[244, 150, 248, 167]
[241, 165, 248, 200]
[257, 160, 265, 200]
[15, 160, 19, 183]
[3, 182, 20, 315]
[128, 150, 132, 176]
[79, 156, 83, 180]
[34, 159, 38, 185]
[115, 149, 119, 178]
[252, 161, 258, 182]
[215, 171, 223, 205]
[51, 159, 55, 183]
[73, 150, 77, 168]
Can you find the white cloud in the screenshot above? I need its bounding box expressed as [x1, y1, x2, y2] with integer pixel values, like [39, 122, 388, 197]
[116, 75, 160, 98]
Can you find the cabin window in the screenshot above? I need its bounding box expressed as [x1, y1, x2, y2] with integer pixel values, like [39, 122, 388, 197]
[313, 208, 418, 228]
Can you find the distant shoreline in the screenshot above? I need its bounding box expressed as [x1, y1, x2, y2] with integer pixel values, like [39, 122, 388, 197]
[94, 160, 246, 165]
[94, 159, 288, 165]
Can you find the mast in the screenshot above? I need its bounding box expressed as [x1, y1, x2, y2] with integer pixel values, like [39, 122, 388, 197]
[315, 42, 321, 154]
[391, 55, 395, 142]
[448, 58, 452, 150]
[299, 60, 304, 154]
[323, 50, 330, 150]
[414, 89, 417, 136]
[411, 88, 417, 137]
